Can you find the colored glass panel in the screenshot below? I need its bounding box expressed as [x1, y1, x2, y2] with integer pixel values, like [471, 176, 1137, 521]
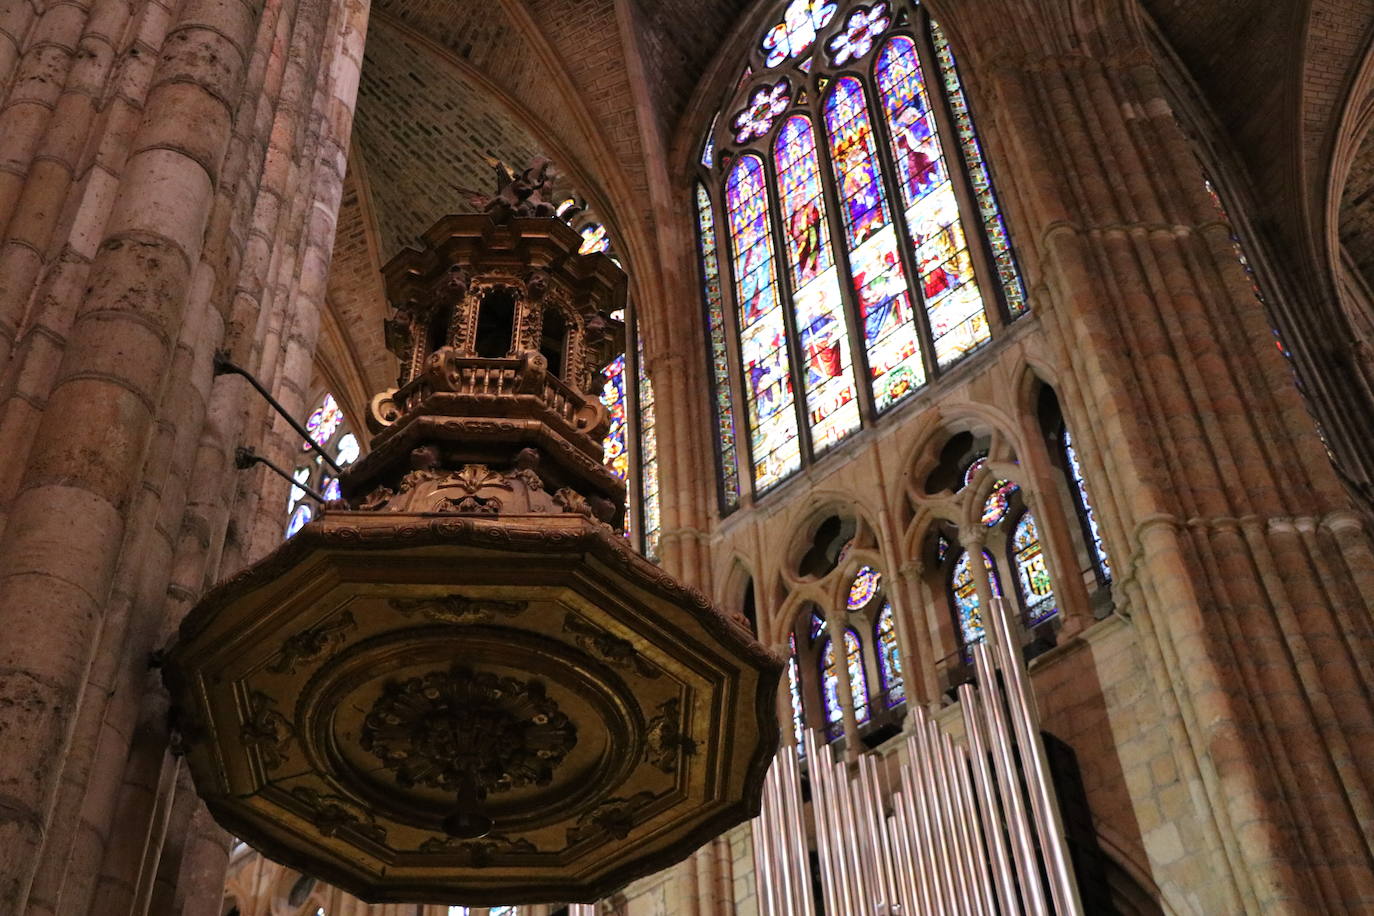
[760, 0, 838, 68]
[732, 78, 791, 144]
[321, 476, 341, 502]
[1063, 426, 1112, 582]
[931, 22, 1028, 317]
[286, 504, 313, 538]
[725, 155, 801, 490]
[335, 432, 359, 466]
[701, 114, 718, 168]
[981, 478, 1018, 527]
[489, 908, 517, 915]
[962, 455, 986, 488]
[847, 565, 881, 609]
[809, 611, 826, 641]
[447, 909, 469, 916]
[288, 466, 309, 510]
[694, 184, 743, 507]
[876, 601, 904, 705]
[819, 629, 869, 725]
[637, 337, 660, 561]
[936, 531, 950, 563]
[952, 548, 1001, 647]
[826, 2, 890, 66]
[823, 76, 926, 410]
[305, 393, 342, 449]
[600, 354, 629, 482]
[876, 35, 990, 367]
[578, 223, 610, 255]
[1013, 512, 1057, 625]
[788, 634, 806, 755]
[775, 115, 860, 450]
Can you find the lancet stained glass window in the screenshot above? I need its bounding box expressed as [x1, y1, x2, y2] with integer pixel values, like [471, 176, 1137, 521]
[787, 634, 806, 754]
[820, 629, 870, 725]
[951, 548, 1000, 647]
[637, 338, 661, 561]
[1012, 512, 1056, 625]
[285, 393, 357, 539]
[1063, 426, 1112, 583]
[694, 184, 742, 507]
[697, 0, 1029, 504]
[875, 601, 904, 705]
[775, 115, 860, 449]
[726, 154, 801, 489]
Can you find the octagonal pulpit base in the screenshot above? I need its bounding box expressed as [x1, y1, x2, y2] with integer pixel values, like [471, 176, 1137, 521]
[164, 512, 782, 905]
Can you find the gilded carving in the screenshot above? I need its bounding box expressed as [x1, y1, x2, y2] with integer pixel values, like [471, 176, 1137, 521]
[418, 833, 537, 866]
[563, 613, 662, 679]
[360, 666, 576, 795]
[291, 786, 387, 843]
[644, 698, 696, 773]
[267, 610, 356, 674]
[389, 595, 527, 625]
[566, 791, 656, 843]
[240, 691, 294, 771]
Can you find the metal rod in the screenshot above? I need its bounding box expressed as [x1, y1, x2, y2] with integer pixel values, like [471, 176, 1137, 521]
[804, 730, 842, 916]
[234, 446, 326, 503]
[769, 765, 797, 915]
[905, 725, 950, 916]
[897, 767, 935, 916]
[912, 716, 960, 916]
[961, 681, 1021, 916]
[949, 736, 998, 916]
[216, 351, 343, 473]
[782, 750, 816, 915]
[928, 718, 973, 916]
[987, 598, 1085, 916]
[861, 754, 897, 913]
[973, 641, 1049, 915]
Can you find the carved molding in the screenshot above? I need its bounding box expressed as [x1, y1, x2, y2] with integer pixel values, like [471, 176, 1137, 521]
[240, 691, 294, 771]
[389, 595, 527, 625]
[268, 610, 356, 674]
[563, 612, 662, 679]
[644, 698, 696, 774]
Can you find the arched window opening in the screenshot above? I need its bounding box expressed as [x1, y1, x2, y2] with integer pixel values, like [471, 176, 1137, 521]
[776, 114, 861, 451]
[847, 565, 881, 609]
[1062, 425, 1112, 584]
[540, 306, 568, 379]
[474, 288, 516, 358]
[1011, 511, 1056, 626]
[950, 548, 1000, 648]
[875, 601, 904, 706]
[787, 633, 806, 755]
[693, 183, 742, 508]
[798, 513, 857, 577]
[698, 0, 1029, 504]
[726, 153, 801, 490]
[820, 628, 869, 731]
[808, 610, 827, 641]
[287, 874, 315, 907]
[285, 394, 359, 539]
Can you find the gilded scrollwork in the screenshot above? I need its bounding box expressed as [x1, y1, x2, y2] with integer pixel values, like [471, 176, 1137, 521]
[267, 609, 356, 674]
[563, 612, 662, 679]
[240, 691, 294, 771]
[389, 595, 527, 625]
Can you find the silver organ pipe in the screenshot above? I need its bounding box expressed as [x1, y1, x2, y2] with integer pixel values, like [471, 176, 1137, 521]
[752, 599, 1085, 915]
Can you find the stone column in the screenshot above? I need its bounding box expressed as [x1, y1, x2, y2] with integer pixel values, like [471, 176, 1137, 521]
[0, 0, 267, 908]
[932, 0, 1374, 909]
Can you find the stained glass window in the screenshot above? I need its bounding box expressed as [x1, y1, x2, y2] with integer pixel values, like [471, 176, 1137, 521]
[775, 115, 860, 450]
[847, 565, 881, 609]
[600, 354, 630, 482]
[787, 634, 806, 754]
[732, 79, 792, 143]
[875, 601, 904, 705]
[820, 629, 870, 725]
[930, 22, 1027, 316]
[809, 610, 826, 641]
[304, 394, 343, 450]
[1012, 512, 1057, 625]
[824, 76, 926, 410]
[637, 337, 660, 561]
[447, 908, 469, 916]
[981, 477, 1018, 527]
[286, 392, 356, 538]
[578, 223, 610, 255]
[1063, 426, 1112, 582]
[876, 35, 990, 366]
[694, 184, 742, 508]
[951, 548, 1000, 647]
[699, 0, 1029, 501]
[726, 154, 801, 489]
[761, 0, 838, 67]
[489, 907, 518, 915]
[826, 2, 890, 65]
